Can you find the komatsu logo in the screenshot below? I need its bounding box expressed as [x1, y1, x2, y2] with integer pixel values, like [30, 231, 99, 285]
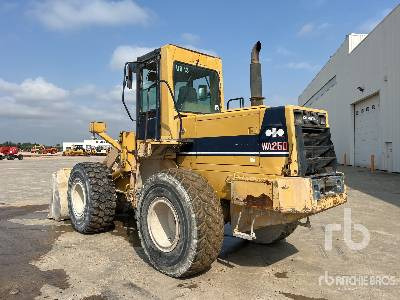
[303, 115, 317, 121]
[265, 128, 285, 138]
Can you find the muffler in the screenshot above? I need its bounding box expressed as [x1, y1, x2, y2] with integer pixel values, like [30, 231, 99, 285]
[250, 41, 264, 106]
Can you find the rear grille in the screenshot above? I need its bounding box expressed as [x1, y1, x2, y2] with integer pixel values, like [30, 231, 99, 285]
[296, 126, 337, 176]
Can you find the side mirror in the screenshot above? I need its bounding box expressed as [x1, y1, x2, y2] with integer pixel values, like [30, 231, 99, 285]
[198, 85, 208, 100]
[126, 62, 138, 89]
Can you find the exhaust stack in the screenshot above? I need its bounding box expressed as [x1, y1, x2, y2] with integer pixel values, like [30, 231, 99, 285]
[250, 41, 264, 106]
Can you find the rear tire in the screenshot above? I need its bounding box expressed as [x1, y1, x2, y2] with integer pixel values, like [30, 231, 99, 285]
[67, 162, 117, 233]
[7, 155, 15, 160]
[253, 223, 298, 244]
[136, 168, 224, 278]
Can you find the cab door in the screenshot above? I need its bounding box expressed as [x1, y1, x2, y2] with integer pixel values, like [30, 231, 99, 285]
[136, 58, 160, 140]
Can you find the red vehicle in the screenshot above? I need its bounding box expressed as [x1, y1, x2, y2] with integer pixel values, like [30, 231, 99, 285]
[0, 146, 23, 160]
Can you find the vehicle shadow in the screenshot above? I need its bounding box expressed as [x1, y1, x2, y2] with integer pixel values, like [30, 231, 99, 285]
[339, 165, 400, 207]
[217, 224, 298, 268]
[111, 211, 150, 263]
[113, 214, 298, 270]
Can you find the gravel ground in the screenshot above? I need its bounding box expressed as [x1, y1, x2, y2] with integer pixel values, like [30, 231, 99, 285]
[0, 156, 399, 299]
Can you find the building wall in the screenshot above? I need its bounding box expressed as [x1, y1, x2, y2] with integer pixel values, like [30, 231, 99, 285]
[62, 142, 83, 152]
[63, 140, 110, 152]
[298, 5, 400, 172]
[83, 139, 111, 149]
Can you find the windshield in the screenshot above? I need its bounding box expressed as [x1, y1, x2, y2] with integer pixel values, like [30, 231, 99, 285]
[173, 62, 220, 114]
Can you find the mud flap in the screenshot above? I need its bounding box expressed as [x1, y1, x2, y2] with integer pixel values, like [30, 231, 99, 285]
[48, 168, 72, 221]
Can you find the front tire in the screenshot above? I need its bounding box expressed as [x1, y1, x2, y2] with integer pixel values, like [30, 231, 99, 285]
[136, 168, 224, 278]
[67, 162, 117, 233]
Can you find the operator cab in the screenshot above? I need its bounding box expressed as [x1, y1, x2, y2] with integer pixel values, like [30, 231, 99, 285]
[123, 45, 225, 141]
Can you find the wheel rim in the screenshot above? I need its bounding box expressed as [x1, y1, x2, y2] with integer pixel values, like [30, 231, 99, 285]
[147, 197, 180, 252]
[71, 181, 86, 218]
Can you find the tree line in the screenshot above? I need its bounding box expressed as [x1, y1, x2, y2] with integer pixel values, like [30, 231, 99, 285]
[0, 141, 62, 151]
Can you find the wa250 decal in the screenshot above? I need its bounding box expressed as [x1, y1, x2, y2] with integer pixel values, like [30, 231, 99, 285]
[261, 141, 288, 151]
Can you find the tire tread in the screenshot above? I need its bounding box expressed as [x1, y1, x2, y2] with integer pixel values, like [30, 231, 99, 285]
[68, 162, 116, 234]
[137, 168, 224, 277]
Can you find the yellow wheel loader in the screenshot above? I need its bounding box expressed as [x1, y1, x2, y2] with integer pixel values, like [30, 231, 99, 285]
[49, 42, 347, 278]
[62, 144, 89, 156]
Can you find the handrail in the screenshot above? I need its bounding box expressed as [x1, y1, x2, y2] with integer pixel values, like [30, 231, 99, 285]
[226, 97, 245, 110]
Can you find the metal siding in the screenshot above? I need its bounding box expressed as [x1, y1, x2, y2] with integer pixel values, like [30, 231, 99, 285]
[354, 94, 380, 168]
[298, 5, 400, 172]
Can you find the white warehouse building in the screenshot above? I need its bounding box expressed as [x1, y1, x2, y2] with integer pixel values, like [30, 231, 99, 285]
[62, 139, 110, 152]
[298, 5, 400, 173]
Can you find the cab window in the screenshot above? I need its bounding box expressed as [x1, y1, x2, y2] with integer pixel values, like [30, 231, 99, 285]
[139, 62, 158, 112]
[173, 62, 220, 114]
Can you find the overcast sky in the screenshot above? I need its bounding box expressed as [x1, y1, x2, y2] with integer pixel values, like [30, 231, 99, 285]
[0, 0, 398, 144]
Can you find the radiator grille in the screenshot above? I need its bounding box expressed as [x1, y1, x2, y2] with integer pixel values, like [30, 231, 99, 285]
[296, 126, 337, 176]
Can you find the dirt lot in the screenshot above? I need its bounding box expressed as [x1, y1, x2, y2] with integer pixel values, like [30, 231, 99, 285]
[0, 156, 399, 299]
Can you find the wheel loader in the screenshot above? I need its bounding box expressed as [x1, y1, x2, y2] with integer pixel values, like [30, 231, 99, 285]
[49, 41, 347, 278]
[62, 144, 89, 156]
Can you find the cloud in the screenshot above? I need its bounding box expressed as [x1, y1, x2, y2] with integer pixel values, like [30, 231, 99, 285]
[181, 44, 217, 57]
[29, 0, 152, 30]
[181, 33, 200, 44]
[0, 76, 136, 144]
[109, 43, 217, 71]
[318, 22, 330, 30]
[97, 84, 126, 102]
[110, 45, 156, 70]
[358, 8, 391, 33]
[297, 22, 331, 37]
[180, 34, 216, 55]
[72, 84, 97, 96]
[276, 46, 294, 56]
[0, 77, 68, 101]
[285, 61, 320, 71]
[72, 84, 124, 102]
[298, 23, 315, 36]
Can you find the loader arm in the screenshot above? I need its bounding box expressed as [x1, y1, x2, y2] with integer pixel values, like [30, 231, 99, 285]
[89, 122, 122, 151]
